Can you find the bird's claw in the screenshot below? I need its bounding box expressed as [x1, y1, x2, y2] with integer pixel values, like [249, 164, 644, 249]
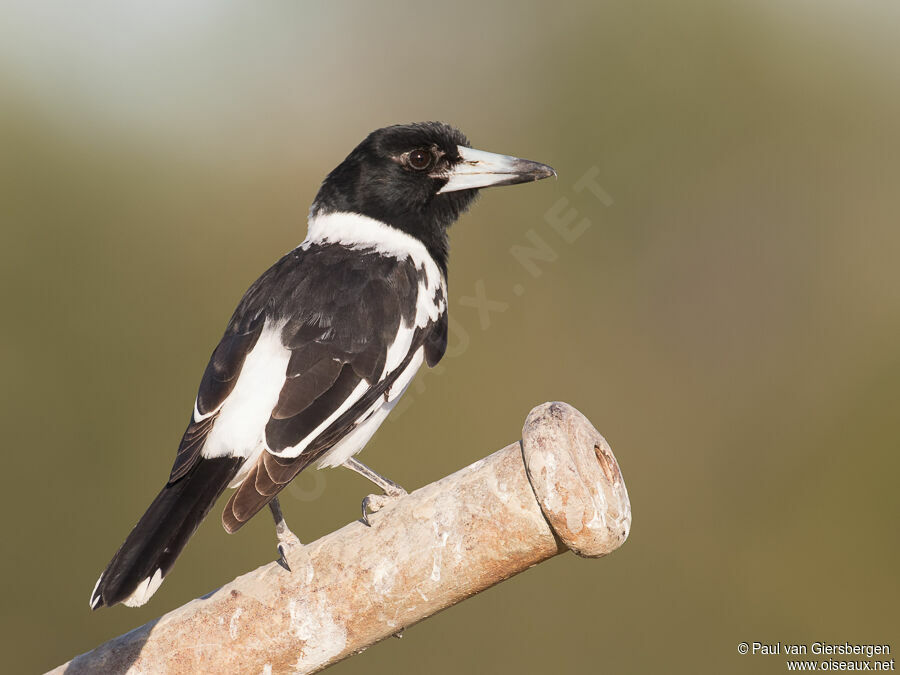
[276, 544, 292, 571]
[274, 529, 303, 571]
[361, 487, 408, 526]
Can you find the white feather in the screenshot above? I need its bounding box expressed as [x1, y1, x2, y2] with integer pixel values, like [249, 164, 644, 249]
[122, 568, 164, 608]
[304, 210, 441, 276]
[201, 320, 291, 460]
[89, 575, 103, 609]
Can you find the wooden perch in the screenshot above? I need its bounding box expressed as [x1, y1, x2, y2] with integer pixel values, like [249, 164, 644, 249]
[51, 401, 631, 674]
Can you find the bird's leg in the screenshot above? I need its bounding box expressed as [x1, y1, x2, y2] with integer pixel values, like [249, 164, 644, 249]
[268, 497, 302, 571]
[342, 457, 408, 526]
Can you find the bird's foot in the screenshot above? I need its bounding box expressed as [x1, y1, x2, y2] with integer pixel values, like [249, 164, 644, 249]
[361, 485, 408, 527]
[275, 526, 303, 572]
[269, 497, 304, 572]
[341, 457, 409, 526]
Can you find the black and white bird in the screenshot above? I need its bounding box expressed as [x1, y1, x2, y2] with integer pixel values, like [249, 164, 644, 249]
[89, 122, 555, 609]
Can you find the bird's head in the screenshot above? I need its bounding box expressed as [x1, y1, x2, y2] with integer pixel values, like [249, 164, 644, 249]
[310, 122, 556, 270]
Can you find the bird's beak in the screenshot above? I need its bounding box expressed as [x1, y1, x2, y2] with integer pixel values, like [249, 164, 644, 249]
[436, 145, 557, 194]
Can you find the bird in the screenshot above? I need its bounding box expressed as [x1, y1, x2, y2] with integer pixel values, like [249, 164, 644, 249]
[89, 121, 556, 609]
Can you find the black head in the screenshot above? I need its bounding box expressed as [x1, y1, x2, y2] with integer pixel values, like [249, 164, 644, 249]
[310, 122, 555, 271]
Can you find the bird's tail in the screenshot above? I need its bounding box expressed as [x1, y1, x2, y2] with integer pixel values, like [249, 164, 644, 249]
[90, 456, 243, 609]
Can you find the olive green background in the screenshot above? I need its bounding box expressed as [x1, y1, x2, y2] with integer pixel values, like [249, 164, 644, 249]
[2, 2, 898, 673]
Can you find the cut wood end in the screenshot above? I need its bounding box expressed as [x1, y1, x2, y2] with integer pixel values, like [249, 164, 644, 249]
[521, 401, 632, 558]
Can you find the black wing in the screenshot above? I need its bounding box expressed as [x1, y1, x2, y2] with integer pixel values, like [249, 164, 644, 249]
[216, 244, 444, 532]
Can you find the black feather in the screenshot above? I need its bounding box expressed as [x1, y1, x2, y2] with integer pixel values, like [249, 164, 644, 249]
[91, 457, 242, 609]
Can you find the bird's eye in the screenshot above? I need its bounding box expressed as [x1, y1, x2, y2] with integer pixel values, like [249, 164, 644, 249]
[407, 148, 433, 171]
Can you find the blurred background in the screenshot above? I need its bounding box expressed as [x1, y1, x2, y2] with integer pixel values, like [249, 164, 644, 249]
[2, 1, 898, 673]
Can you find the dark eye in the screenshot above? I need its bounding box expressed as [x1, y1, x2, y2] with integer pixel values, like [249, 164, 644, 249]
[407, 148, 433, 171]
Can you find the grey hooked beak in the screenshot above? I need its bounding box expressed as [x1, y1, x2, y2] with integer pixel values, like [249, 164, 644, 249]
[436, 145, 557, 194]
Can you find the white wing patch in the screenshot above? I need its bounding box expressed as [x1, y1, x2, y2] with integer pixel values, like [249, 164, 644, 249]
[201, 320, 291, 460]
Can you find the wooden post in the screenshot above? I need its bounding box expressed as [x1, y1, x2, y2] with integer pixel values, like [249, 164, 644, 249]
[50, 402, 631, 674]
